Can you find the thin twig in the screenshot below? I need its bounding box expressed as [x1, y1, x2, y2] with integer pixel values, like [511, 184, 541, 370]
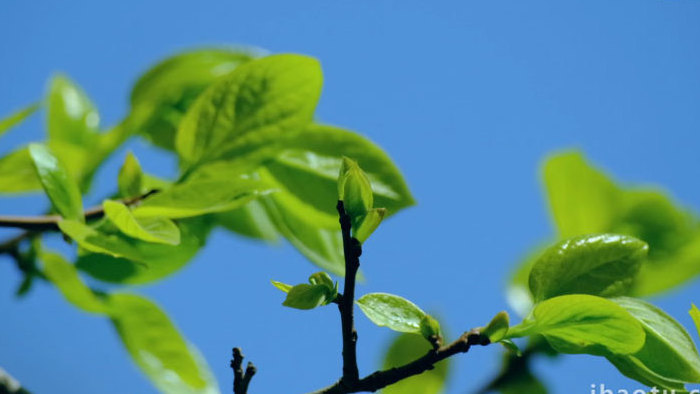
[312, 330, 489, 394]
[231, 348, 256, 394]
[0, 190, 158, 232]
[336, 200, 361, 387]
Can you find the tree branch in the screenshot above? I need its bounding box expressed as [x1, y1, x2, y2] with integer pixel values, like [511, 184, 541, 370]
[0, 190, 158, 232]
[313, 330, 489, 394]
[231, 347, 256, 394]
[336, 200, 361, 387]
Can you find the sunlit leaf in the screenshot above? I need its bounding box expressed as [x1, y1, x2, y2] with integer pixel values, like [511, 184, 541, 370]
[0, 103, 39, 139]
[104, 200, 180, 245]
[356, 293, 429, 335]
[39, 250, 107, 314]
[28, 143, 84, 221]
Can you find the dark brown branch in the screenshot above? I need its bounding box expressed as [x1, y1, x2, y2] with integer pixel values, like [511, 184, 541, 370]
[0, 190, 158, 232]
[336, 200, 362, 387]
[231, 347, 256, 394]
[313, 330, 489, 394]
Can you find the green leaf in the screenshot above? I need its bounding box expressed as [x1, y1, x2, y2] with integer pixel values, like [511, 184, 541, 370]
[690, 304, 700, 337]
[108, 293, 217, 393]
[132, 178, 270, 219]
[382, 332, 450, 394]
[354, 208, 386, 243]
[271, 280, 293, 293]
[47, 74, 99, 146]
[338, 157, 373, 223]
[604, 297, 700, 388]
[308, 271, 334, 290]
[176, 54, 322, 169]
[0, 103, 39, 139]
[118, 152, 144, 197]
[129, 48, 255, 150]
[73, 218, 211, 285]
[28, 143, 84, 221]
[482, 311, 510, 343]
[529, 234, 647, 302]
[0, 148, 42, 193]
[104, 200, 181, 245]
[216, 200, 279, 242]
[507, 294, 645, 355]
[282, 284, 332, 310]
[356, 293, 429, 334]
[266, 123, 415, 216]
[419, 315, 442, 342]
[543, 151, 621, 238]
[39, 250, 107, 314]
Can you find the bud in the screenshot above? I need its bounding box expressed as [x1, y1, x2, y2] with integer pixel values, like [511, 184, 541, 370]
[481, 311, 510, 342]
[419, 314, 442, 345]
[337, 157, 373, 223]
[353, 208, 387, 243]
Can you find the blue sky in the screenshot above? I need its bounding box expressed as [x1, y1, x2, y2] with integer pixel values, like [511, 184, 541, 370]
[1, 0, 700, 393]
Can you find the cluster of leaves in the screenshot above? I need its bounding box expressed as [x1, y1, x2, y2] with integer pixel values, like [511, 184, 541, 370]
[0, 48, 414, 393]
[495, 152, 700, 393]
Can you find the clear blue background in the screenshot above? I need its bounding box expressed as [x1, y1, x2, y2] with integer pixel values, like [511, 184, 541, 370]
[1, 1, 700, 393]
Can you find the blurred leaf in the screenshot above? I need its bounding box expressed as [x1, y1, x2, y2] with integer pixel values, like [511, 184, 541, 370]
[74, 218, 211, 285]
[176, 54, 322, 169]
[104, 200, 180, 245]
[543, 151, 620, 238]
[39, 250, 107, 314]
[129, 48, 255, 150]
[118, 152, 144, 197]
[381, 332, 449, 394]
[261, 192, 345, 275]
[108, 293, 218, 393]
[46, 74, 102, 190]
[0, 103, 39, 139]
[605, 297, 700, 389]
[216, 200, 279, 242]
[132, 178, 270, 219]
[507, 294, 645, 356]
[529, 234, 647, 302]
[357, 293, 429, 335]
[266, 123, 415, 217]
[486, 352, 547, 394]
[28, 143, 84, 221]
[0, 148, 42, 193]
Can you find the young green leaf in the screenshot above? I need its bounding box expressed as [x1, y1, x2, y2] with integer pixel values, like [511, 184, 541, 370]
[0, 103, 39, 139]
[28, 143, 84, 222]
[481, 311, 510, 343]
[108, 293, 216, 393]
[690, 304, 700, 337]
[129, 48, 255, 150]
[72, 218, 211, 285]
[604, 297, 700, 387]
[282, 284, 332, 310]
[507, 294, 645, 356]
[132, 178, 270, 219]
[381, 332, 450, 394]
[103, 200, 181, 245]
[354, 208, 387, 243]
[356, 293, 430, 335]
[338, 157, 373, 224]
[529, 234, 647, 302]
[175, 54, 322, 168]
[419, 315, 442, 343]
[271, 280, 293, 293]
[0, 148, 42, 193]
[118, 152, 144, 197]
[39, 250, 108, 314]
[308, 271, 334, 290]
